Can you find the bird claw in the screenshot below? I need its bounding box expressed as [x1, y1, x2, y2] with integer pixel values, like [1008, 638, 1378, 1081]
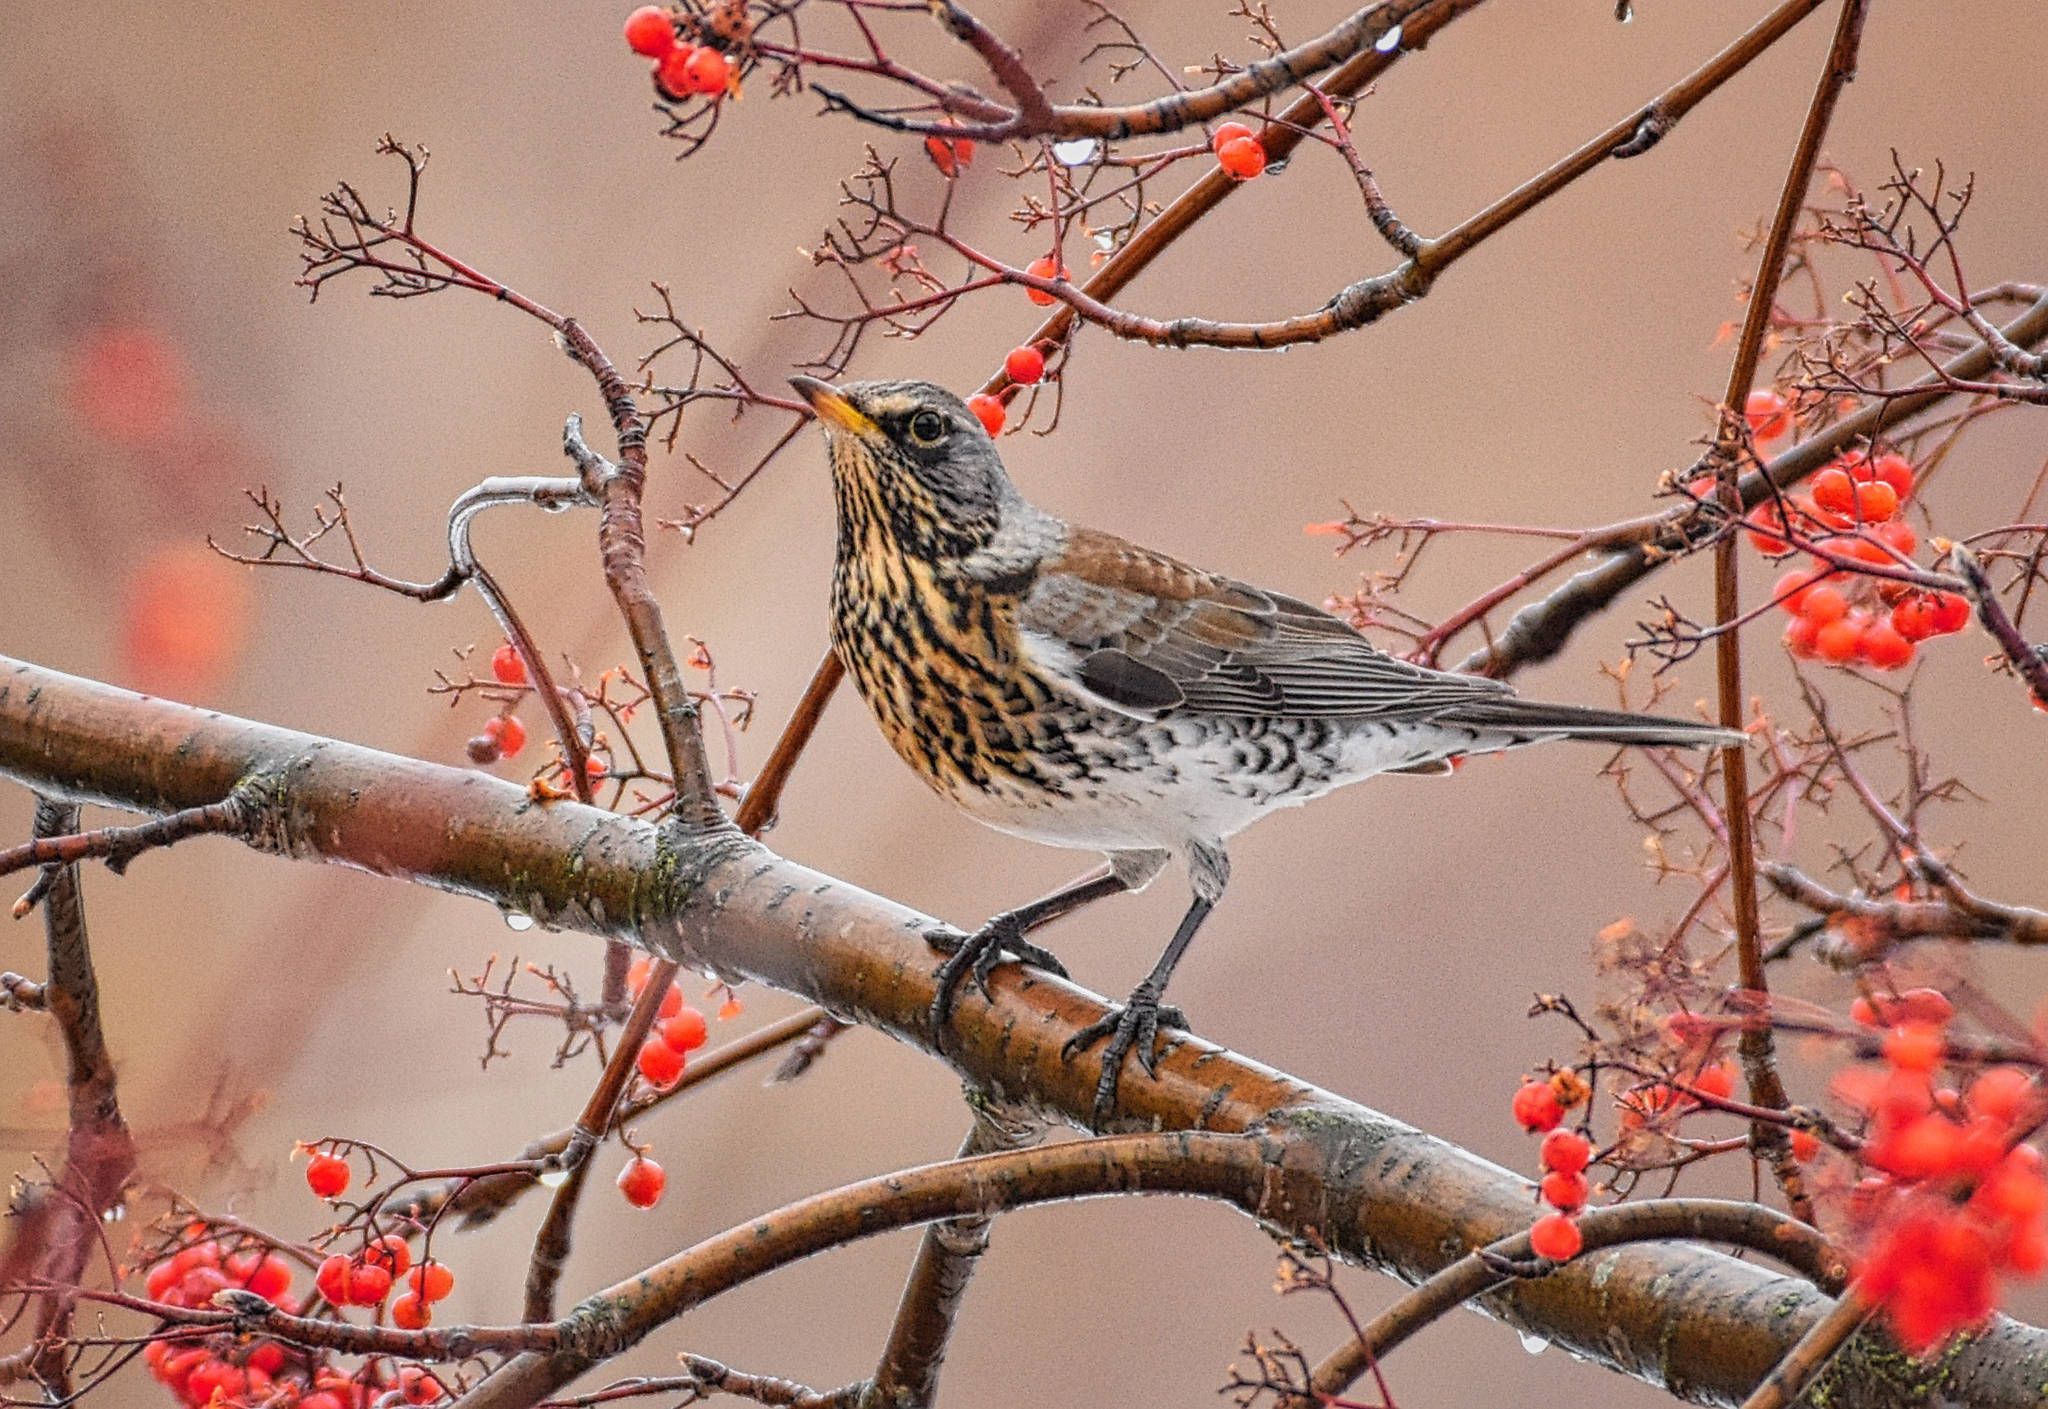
[1062, 992, 1185, 1120]
[926, 913, 1069, 1031]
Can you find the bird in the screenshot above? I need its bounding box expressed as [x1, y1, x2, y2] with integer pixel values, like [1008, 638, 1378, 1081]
[790, 374, 1745, 1120]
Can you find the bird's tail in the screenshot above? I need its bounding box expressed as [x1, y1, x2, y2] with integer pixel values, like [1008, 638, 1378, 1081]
[1436, 698, 1746, 750]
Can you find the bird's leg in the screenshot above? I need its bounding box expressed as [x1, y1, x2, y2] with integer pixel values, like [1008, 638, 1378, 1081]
[927, 866, 1121, 1028]
[1062, 842, 1227, 1121]
[1062, 896, 1210, 1120]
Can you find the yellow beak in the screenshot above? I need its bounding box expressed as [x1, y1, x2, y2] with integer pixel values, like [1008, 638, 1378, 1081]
[789, 376, 879, 438]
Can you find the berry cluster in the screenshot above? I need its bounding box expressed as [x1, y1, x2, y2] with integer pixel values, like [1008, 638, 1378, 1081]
[623, 6, 732, 101]
[627, 956, 714, 1092]
[1828, 1000, 2047, 1353]
[465, 641, 532, 763]
[1211, 122, 1266, 181]
[964, 343, 1052, 438]
[140, 1233, 446, 1409]
[1724, 405, 1971, 670]
[1512, 1076, 1594, 1260]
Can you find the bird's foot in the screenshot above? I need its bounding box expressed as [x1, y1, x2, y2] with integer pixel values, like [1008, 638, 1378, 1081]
[1061, 992, 1187, 1121]
[926, 912, 1070, 1030]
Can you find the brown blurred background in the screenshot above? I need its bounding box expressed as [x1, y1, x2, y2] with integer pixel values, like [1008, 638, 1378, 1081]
[4, 2, 2046, 1404]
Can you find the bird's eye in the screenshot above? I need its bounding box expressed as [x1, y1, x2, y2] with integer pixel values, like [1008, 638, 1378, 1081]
[907, 410, 949, 445]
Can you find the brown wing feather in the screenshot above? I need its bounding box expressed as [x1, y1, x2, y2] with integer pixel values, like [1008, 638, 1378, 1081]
[1018, 527, 1513, 721]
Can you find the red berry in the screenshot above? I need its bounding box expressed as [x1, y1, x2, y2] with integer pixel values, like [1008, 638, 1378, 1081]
[1540, 1169, 1589, 1210]
[408, 1261, 456, 1303]
[618, 1155, 667, 1209]
[187, 1360, 246, 1405]
[346, 1261, 393, 1306]
[1855, 479, 1900, 522]
[628, 956, 653, 994]
[391, 1293, 431, 1330]
[1783, 615, 1821, 659]
[1873, 1113, 1962, 1180]
[1773, 569, 1821, 615]
[1217, 136, 1266, 180]
[661, 1005, 709, 1053]
[623, 6, 676, 57]
[1003, 345, 1046, 385]
[301, 1393, 348, 1409]
[1210, 121, 1254, 150]
[244, 1253, 293, 1301]
[1811, 466, 1856, 515]
[1746, 502, 1793, 555]
[1866, 452, 1915, 500]
[305, 1152, 351, 1200]
[1814, 616, 1863, 664]
[363, 1234, 411, 1278]
[490, 642, 526, 685]
[1745, 389, 1792, 442]
[585, 754, 610, 779]
[1859, 621, 1914, 671]
[398, 1367, 445, 1405]
[1693, 1062, 1737, 1100]
[180, 1264, 230, 1306]
[1969, 1067, 2034, 1126]
[718, 995, 744, 1020]
[1023, 256, 1067, 306]
[1798, 583, 1848, 625]
[1789, 1128, 1821, 1162]
[1874, 519, 1918, 557]
[1512, 1079, 1565, 1133]
[1927, 591, 1971, 635]
[636, 1037, 685, 1088]
[484, 715, 527, 759]
[1539, 1128, 1592, 1175]
[1885, 1022, 1945, 1073]
[657, 983, 683, 1020]
[924, 135, 974, 177]
[681, 46, 730, 96]
[1891, 597, 1937, 642]
[966, 393, 1005, 436]
[655, 44, 698, 99]
[246, 1342, 285, 1376]
[1530, 1213, 1583, 1261]
[146, 1259, 181, 1300]
[314, 1254, 350, 1306]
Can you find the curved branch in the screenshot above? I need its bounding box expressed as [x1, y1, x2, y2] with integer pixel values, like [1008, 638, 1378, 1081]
[455, 1132, 1281, 1409]
[1303, 1198, 1847, 1404]
[964, 0, 1826, 350]
[810, 0, 1421, 143]
[5, 659, 2046, 1406]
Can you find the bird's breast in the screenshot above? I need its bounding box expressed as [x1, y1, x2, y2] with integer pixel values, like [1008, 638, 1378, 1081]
[831, 538, 1075, 808]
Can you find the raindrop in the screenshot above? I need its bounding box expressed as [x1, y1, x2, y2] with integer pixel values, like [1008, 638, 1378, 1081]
[1264, 158, 1290, 176]
[539, 1168, 570, 1189]
[1519, 1330, 1549, 1355]
[504, 910, 534, 932]
[1052, 138, 1098, 167]
[1615, 0, 1634, 20]
[1374, 23, 1403, 52]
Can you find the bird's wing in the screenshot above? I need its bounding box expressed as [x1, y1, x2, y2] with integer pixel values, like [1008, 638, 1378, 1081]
[1014, 527, 1515, 720]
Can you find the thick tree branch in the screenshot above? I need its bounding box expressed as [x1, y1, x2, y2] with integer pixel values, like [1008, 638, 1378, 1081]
[0, 800, 136, 1395]
[6, 659, 2048, 1406]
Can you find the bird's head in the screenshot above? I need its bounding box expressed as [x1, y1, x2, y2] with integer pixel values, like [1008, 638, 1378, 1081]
[790, 376, 1011, 556]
